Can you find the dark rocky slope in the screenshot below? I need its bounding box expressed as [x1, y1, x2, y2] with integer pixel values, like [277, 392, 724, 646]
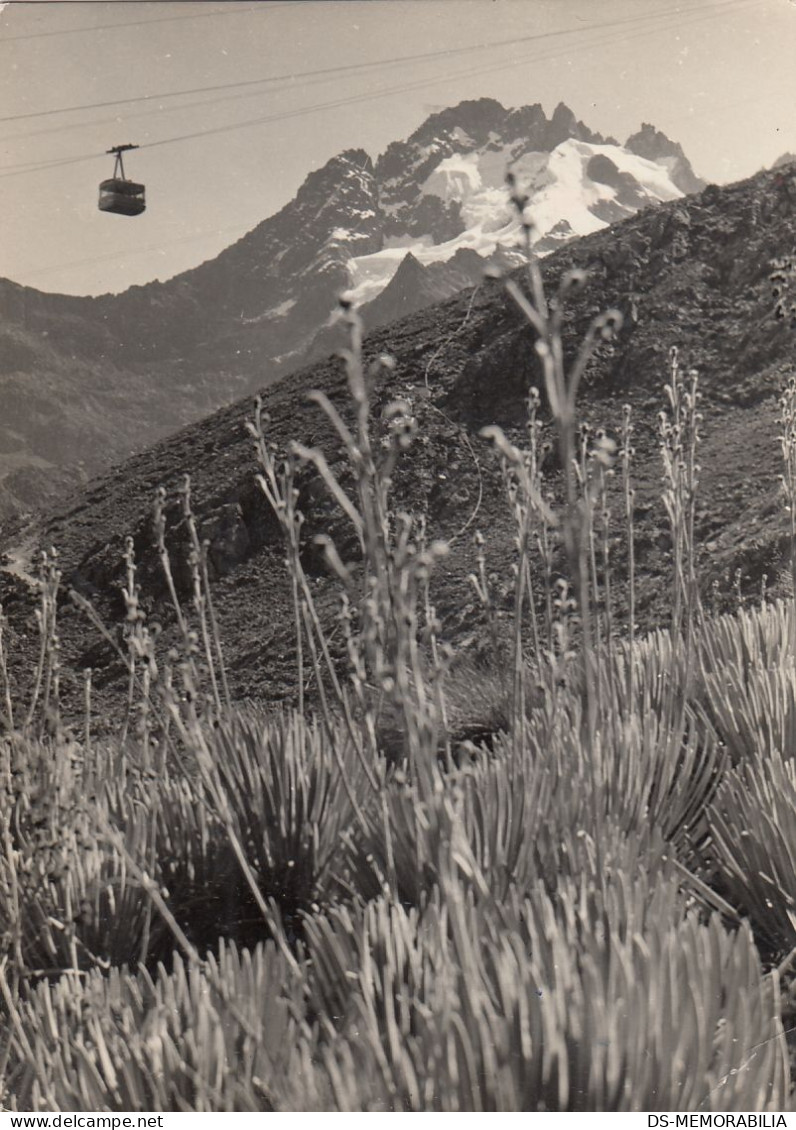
[2, 162, 794, 726]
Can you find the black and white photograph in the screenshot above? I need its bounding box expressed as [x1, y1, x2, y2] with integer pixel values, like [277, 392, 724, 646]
[2, 0, 796, 1115]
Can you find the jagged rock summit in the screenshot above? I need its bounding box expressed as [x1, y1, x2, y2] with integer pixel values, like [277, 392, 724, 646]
[0, 97, 703, 522]
[624, 122, 705, 195]
[773, 153, 796, 170]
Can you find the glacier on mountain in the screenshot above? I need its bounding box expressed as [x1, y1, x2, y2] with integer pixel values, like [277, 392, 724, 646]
[345, 137, 686, 308]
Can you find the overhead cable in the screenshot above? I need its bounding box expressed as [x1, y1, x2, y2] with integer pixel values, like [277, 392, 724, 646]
[0, 0, 755, 182]
[0, 0, 748, 125]
[0, 3, 294, 43]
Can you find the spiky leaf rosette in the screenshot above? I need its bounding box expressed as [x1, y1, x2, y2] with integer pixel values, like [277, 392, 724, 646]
[696, 600, 796, 763]
[196, 709, 369, 916]
[0, 737, 168, 972]
[1, 941, 305, 1112]
[300, 871, 787, 1111]
[707, 749, 796, 956]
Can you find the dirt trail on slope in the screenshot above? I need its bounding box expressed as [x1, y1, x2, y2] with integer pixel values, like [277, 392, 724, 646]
[1, 530, 41, 589]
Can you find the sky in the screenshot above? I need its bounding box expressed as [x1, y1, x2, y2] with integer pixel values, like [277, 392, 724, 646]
[1, 0, 795, 297]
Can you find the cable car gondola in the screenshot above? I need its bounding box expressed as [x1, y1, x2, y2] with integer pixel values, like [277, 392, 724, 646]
[99, 144, 145, 217]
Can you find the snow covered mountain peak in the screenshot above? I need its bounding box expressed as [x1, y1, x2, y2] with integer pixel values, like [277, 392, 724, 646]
[215, 96, 698, 357]
[337, 130, 695, 316]
[306, 99, 701, 322]
[156, 97, 703, 367]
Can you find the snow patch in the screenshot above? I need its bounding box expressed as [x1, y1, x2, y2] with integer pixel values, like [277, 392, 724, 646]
[240, 298, 296, 324]
[520, 139, 682, 245]
[269, 298, 296, 318]
[346, 215, 525, 307]
[588, 141, 682, 200]
[450, 126, 475, 146]
[421, 147, 549, 230]
[384, 233, 434, 250]
[422, 152, 482, 202]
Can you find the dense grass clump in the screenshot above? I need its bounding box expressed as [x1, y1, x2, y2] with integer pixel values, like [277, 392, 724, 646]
[2, 196, 796, 1111]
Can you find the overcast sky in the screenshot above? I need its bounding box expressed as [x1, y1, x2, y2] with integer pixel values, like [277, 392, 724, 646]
[1, 0, 794, 297]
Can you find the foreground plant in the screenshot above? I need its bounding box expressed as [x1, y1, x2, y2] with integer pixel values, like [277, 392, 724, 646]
[4, 174, 796, 1113]
[248, 303, 452, 797]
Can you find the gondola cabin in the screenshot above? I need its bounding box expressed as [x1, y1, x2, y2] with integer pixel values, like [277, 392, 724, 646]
[99, 144, 145, 217]
[99, 176, 145, 216]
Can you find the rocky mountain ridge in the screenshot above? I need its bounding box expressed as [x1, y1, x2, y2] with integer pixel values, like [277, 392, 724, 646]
[0, 97, 702, 522]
